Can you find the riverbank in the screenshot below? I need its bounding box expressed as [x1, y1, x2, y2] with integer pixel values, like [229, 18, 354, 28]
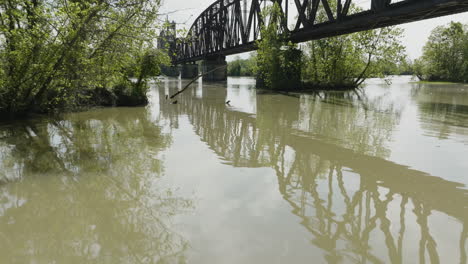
[234, 76, 371, 91]
[411, 80, 467, 85]
[0, 85, 149, 121]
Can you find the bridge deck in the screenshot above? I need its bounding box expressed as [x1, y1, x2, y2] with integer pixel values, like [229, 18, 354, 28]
[175, 0, 468, 63]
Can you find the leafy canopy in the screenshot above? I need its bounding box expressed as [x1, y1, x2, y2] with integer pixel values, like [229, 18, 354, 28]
[303, 3, 405, 89]
[0, 0, 168, 116]
[413, 22, 468, 83]
[254, 2, 302, 90]
[228, 56, 256, 77]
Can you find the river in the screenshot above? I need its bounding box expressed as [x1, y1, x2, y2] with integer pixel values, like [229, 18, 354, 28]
[0, 76, 467, 263]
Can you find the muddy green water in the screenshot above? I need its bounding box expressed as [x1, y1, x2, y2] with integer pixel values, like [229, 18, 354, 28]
[0, 76, 467, 263]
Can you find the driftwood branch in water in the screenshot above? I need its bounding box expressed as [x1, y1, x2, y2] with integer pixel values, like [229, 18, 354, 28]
[170, 65, 227, 99]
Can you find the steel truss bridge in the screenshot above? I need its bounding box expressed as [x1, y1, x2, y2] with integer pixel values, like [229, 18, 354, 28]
[175, 0, 468, 63]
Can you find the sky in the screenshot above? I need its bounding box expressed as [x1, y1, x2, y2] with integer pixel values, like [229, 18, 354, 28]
[159, 0, 468, 60]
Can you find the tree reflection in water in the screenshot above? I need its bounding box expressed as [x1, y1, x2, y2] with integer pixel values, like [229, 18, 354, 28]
[0, 107, 192, 263]
[159, 78, 468, 264]
[411, 83, 468, 143]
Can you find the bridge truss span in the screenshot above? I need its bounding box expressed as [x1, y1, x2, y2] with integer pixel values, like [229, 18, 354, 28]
[175, 0, 468, 63]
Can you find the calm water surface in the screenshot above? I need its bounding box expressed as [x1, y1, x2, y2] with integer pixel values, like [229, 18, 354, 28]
[0, 76, 467, 263]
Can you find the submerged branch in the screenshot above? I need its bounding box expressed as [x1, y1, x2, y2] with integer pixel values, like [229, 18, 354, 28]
[170, 65, 227, 99]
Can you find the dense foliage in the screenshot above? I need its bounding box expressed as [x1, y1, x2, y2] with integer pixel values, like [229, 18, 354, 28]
[255, 3, 302, 90]
[0, 0, 168, 117]
[413, 22, 468, 83]
[227, 56, 256, 77]
[303, 4, 405, 89]
[253, 2, 406, 90]
[380, 58, 414, 76]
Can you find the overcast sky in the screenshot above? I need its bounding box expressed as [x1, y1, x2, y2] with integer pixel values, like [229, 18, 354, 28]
[160, 0, 468, 60]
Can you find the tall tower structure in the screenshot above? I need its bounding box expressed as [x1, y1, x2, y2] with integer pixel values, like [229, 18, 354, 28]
[158, 19, 177, 62]
[158, 19, 180, 77]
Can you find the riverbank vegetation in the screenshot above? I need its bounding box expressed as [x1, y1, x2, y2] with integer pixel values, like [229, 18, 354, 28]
[303, 3, 405, 89]
[413, 22, 467, 83]
[248, 2, 406, 91]
[254, 3, 302, 90]
[0, 0, 168, 118]
[303, 27, 405, 89]
[227, 56, 256, 77]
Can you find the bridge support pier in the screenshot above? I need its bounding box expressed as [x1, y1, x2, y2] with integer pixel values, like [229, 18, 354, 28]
[201, 55, 227, 82]
[180, 63, 199, 79]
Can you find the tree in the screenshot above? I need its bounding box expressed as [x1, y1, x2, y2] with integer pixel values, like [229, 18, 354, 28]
[303, 4, 405, 89]
[0, 0, 168, 117]
[254, 3, 302, 90]
[413, 58, 428, 81]
[414, 22, 467, 82]
[397, 58, 414, 76]
[227, 55, 256, 77]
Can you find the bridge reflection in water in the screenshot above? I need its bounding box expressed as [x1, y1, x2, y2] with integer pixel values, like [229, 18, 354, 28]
[156, 77, 468, 263]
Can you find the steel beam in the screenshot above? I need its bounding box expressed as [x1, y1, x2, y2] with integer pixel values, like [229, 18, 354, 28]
[174, 0, 468, 64]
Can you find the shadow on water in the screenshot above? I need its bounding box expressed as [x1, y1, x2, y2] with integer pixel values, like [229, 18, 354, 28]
[0, 107, 192, 263]
[158, 78, 468, 264]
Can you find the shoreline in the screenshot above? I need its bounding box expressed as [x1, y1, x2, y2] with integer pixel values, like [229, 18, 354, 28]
[410, 80, 467, 85]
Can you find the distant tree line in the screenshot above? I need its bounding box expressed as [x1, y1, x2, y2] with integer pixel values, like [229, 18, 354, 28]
[227, 56, 256, 77]
[379, 58, 414, 76]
